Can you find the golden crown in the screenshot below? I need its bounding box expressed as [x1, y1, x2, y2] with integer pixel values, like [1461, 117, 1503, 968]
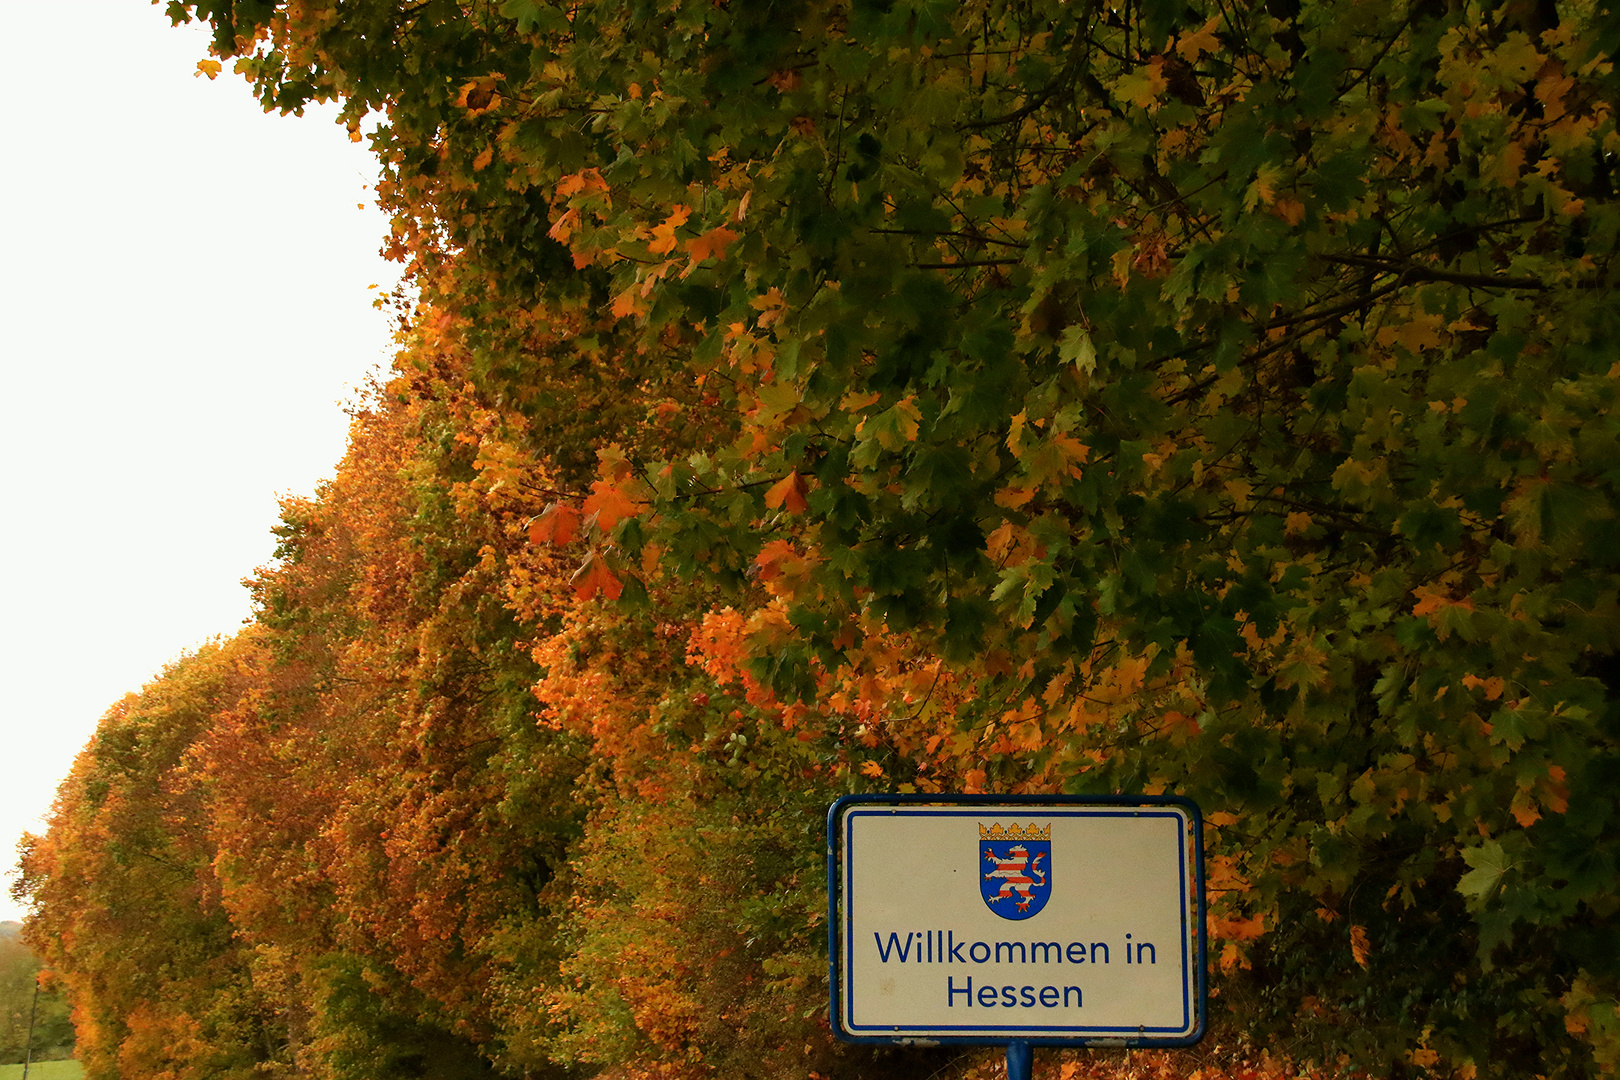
[978, 822, 1051, 841]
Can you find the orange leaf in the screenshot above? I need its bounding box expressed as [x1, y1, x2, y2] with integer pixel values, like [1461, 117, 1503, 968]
[1412, 586, 1473, 619]
[1350, 925, 1371, 968]
[1273, 196, 1306, 226]
[529, 503, 581, 546]
[611, 287, 645, 320]
[764, 470, 809, 513]
[555, 169, 607, 198]
[685, 225, 739, 264]
[582, 480, 640, 530]
[473, 145, 494, 172]
[647, 204, 690, 255]
[755, 539, 804, 582]
[571, 552, 624, 602]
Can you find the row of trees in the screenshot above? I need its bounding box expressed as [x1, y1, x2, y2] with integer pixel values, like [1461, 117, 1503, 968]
[15, 0, 1619, 1077]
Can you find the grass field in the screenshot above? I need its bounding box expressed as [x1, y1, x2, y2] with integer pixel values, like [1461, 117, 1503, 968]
[0, 1061, 82, 1080]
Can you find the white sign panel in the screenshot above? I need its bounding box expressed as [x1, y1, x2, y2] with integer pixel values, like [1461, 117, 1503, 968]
[829, 797, 1205, 1046]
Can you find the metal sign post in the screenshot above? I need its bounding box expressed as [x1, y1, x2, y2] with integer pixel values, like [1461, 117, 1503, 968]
[828, 794, 1207, 1076]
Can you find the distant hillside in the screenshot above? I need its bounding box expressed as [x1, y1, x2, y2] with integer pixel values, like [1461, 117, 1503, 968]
[0, 923, 18, 943]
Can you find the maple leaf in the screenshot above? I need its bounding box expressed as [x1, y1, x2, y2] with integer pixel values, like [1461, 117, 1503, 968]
[456, 77, 503, 116]
[570, 551, 624, 601]
[1273, 196, 1306, 226]
[684, 225, 738, 264]
[763, 471, 808, 514]
[647, 205, 690, 255]
[554, 169, 607, 198]
[1175, 17, 1222, 61]
[611, 287, 646, 320]
[754, 539, 806, 582]
[529, 502, 582, 546]
[582, 480, 640, 530]
[1350, 925, 1371, 968]
[195, 60, 222, 80]
[1115, 59, 1169, 109]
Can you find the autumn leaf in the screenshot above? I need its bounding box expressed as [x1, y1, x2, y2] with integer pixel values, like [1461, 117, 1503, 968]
[684, 225, 738, 264]
[570, 551, 625, 601]
[754, 539, 808, 583]
[582, 480, 641, 530]
[1244, 163, 1283, 210]
[529, 502, 582, 546]
[554, 168, 607, 198]
[764, 471, 809, 514]
[1273, 196, 1306, 226]
[195, 59, 222, 79]
[647, 205, 690, 255]
[1350, 925, 1371, 968]
[1175, 17, 1222, 61]
[1114, 59, 1168, 109]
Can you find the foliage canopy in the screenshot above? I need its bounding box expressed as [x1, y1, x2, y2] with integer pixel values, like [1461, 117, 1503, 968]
[15, 0, 1620, 1077]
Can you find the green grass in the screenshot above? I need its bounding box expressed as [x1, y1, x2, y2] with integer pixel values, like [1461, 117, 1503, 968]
[0, 1061, 82, 1080]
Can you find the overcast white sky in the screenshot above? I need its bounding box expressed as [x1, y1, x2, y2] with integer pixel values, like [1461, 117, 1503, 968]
[0, 1, 403, 922]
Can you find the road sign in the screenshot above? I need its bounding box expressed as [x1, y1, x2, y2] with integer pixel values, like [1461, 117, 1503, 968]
[828, 794, 1206, 1048]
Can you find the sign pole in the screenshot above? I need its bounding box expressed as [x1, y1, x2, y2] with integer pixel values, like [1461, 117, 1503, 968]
[1006, 1039, 1032, 1080]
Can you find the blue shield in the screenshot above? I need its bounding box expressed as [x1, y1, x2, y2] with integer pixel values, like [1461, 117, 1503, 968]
[980, 829, 1052, 920]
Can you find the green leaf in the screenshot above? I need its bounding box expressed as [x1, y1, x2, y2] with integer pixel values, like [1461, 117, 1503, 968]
[1458, 839, 1513, 905]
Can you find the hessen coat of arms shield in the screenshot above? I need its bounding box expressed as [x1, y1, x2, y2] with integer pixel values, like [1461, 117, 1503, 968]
[979, 822, 1051, 919]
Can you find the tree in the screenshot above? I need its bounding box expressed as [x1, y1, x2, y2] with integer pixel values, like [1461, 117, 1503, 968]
[14, 639, 284, 1080]
[22, 0, 1620, 1076]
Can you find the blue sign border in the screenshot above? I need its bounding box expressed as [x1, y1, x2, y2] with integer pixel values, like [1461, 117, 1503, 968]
[827, 793, 1207, 1048]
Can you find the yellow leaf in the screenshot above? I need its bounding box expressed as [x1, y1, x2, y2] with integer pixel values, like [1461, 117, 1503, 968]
[1006, 410, 1029, 456]
[1175, 17, 1222, 61]
[195, 59, 222, 80]
[1375, 312, 1445, 354]
[840, 388, 882, 412]
[1284, 511, 1312, 535]
[892, 396, 922, 441]
[1244, 163, 1283, 210]
[1115, 59, 1169, 109]
[1051, 434, 1090, 475]
[472, 145, 494, 172]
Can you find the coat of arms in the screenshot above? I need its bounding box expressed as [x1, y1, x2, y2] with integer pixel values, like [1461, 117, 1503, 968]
[979, 822, 1051, 920]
